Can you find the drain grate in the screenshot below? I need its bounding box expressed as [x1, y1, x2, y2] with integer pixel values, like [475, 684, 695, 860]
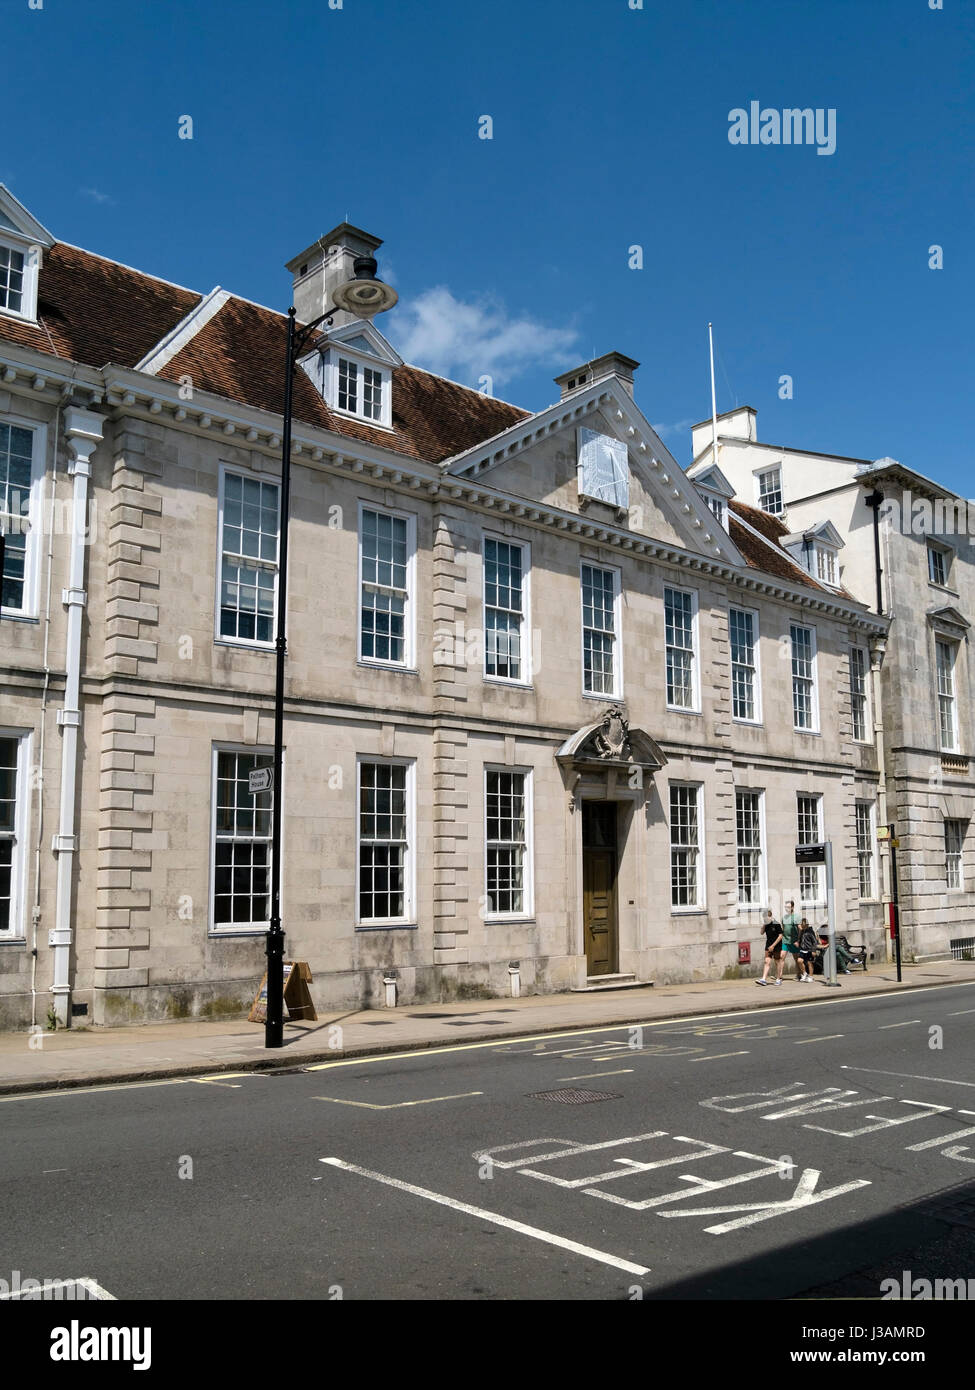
[527, 1087, 622, 1105]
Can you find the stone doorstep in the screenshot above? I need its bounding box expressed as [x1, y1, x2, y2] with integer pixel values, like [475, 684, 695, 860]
[570, 974, 654, 993]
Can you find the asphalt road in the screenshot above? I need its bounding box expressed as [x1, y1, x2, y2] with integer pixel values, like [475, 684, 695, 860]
[2, 981, 974, 1301]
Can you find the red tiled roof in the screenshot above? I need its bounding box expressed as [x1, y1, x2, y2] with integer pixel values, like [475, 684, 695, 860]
[157, 295, 529, 465]
[0, 246, 528, 467]
[728, 500, 827, 592]
[0, 243, 201, 369]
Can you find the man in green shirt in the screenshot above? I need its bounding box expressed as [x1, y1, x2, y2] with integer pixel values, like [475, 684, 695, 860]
[781, 900, 802, 980]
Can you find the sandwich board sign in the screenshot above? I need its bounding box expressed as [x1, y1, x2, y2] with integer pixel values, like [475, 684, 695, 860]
[248, 960, 316, 1023]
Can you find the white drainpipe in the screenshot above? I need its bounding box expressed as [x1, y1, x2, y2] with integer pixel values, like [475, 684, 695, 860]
[50, 408, 103, 1027]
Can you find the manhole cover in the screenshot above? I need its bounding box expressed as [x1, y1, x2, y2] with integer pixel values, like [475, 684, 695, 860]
[527, 1088, 622, 1105]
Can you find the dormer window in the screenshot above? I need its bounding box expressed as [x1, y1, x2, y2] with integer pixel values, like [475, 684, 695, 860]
[0, 187, 55, 324]
[303, 320, 402, 431]
[701, 491, 727, 529]
[779, 520, 844, 589]
[337, 356, 384, 422]
[814, 545, 837, 586]
[0, 246, 25, 315]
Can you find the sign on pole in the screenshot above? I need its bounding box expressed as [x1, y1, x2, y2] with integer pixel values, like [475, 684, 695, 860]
[248, 767, 273, 795]
[795, 842, 837, 985]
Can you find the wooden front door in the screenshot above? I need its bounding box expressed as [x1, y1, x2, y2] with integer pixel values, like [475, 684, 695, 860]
[582, 801, 618, 976]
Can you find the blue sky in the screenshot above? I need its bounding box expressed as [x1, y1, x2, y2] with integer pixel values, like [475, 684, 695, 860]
[3, 0, 972, 488]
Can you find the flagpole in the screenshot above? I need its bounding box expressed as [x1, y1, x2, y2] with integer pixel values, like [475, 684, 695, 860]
[708, 321, 719, 467]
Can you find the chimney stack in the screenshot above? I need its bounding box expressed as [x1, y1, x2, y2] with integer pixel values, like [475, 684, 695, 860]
[285, 222, 383, 328]
[554, 351, 639, 401]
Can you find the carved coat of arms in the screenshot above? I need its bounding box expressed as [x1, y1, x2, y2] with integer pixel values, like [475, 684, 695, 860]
[593, 706, 631, 760]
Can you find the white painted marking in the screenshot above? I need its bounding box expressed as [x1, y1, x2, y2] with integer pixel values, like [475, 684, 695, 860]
[948, 1008, 975, 1016]
[841, 1065, 975, 1090]
[42, 1168, 67, 1174]
[313, 1090, 482, 1111]
[587, 1151, 789, 1211]
[807, 1100, 951, 1139]
[657, 1167, 872, 1234]
[521, 1134, 727, 1190]
[0, 1276, 116, 1301]
[319, 1156, 650, 1276]
[558, 1069, 634, 1081]
[794, 1034, 844, 1044]
[879, 1020, 921, 1030]
[691, 1051, 750, 1062]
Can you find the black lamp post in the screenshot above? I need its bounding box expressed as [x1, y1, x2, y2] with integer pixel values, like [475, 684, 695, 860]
[264, 255, 397, 1049]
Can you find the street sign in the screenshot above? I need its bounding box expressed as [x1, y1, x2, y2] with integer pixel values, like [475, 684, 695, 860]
[795, 843, 826, 865]
[248, 767, 273, 795]
[876, 825, 891, 841]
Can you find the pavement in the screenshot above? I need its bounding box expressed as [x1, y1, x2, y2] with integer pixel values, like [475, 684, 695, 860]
[2, 955, 972, 1095]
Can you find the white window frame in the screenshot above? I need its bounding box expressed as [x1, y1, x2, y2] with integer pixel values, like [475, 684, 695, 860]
[699, 490, 727, 530]
[936, 639, 960, 752]
[729, 605, 762, 724]
[483, 766, 534, 922]
[0, 729, 30, 940]
[215, 464, 280, 649]
[927, 542, 951, 588]
[790, 623, 820, 733]
[850, 645, 871, 743]
[0, 236, 41, 322]
[0, 414, 46, 620]
[356, 756, 416, 927]
[797, 793, 825, 908]
[664, 583, 701, 713]
[814, 545, 838, 586]
[209, 744, 275, 935]
[855, 800, 878, 901]
[735, 788, 767, 910]
[945, 818, 965, 893]
[669, 781, 705, 912]
[357, 501, 417, 670]
[580, 561, 622, 699]
[755, 465, 783, 517]
[321, 347, 393, 430]
[482, 532, 532, 687]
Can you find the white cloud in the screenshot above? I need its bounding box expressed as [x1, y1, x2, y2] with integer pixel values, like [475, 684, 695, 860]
[651, 417, 697, 441]
[80, 187, 115, 206]
[395, 285, 579, 389]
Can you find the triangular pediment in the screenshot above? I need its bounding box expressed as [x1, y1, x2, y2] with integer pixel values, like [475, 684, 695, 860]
[928, 604, 970, 634]
[781, 519, 845, 551]
[687, 460, 736, 500]
[319, 317, 403, 367]
[0, 185, 55, 250]
[442, 378, 743, 565]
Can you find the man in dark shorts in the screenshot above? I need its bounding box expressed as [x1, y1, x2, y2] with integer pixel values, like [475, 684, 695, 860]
[756, 909, 784, 985]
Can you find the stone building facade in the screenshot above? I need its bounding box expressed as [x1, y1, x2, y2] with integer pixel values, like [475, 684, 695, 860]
[0, 187, 887, 1029]
[696, 407, 975, 961]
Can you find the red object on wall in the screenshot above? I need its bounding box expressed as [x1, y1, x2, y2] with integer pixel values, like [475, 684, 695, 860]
[738, 942, 751, 965]
[888, 902, 897, 938]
